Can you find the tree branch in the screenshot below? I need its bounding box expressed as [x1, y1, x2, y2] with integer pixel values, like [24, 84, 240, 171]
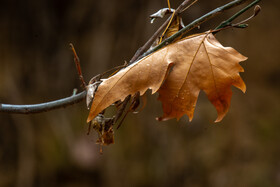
[0, 0, 259, 114]
[0, 91, 86, 114]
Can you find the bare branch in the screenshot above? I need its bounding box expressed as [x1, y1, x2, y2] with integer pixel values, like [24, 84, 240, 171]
[0, 91, 86, 114]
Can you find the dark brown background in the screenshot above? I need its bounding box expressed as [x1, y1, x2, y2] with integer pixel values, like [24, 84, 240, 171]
[0, 0, 279, 186]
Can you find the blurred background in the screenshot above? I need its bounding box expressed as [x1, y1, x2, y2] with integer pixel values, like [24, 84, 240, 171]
[0, 0, 279, 186]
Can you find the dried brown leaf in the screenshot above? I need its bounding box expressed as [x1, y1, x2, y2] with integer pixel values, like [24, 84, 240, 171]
[87, 31, 247, 123]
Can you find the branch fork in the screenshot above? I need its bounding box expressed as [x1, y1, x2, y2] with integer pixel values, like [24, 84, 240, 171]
[0, 0, 261, 115]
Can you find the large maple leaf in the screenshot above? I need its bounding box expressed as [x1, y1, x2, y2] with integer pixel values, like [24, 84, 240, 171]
[87, 32, 247, 123]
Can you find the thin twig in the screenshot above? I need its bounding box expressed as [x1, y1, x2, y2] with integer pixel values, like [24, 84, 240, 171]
[138, 0, 251, 60]
[215, 0, 261, 30]
[129, 0, 196, 63]
[70, 43, 87, 88]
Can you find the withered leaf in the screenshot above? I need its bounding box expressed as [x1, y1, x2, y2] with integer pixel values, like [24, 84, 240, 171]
[87, 31, 247, 123]
[91, 115, 114, 146]
[149, 8, 175, 23]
